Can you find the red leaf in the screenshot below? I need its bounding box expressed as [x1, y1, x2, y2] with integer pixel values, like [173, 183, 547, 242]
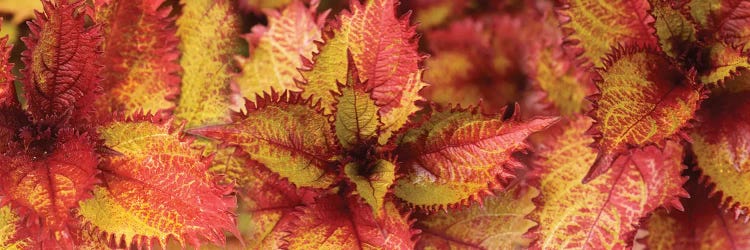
[0, 129, 98, 247]
[283, 195, 417, 249]
[21, 0, 103, 126]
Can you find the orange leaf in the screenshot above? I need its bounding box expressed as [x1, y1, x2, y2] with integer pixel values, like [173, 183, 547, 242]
[0, 205, 33, 249]
[94, 0, 180, 118]
[529, 115, 687, 249]
[283, 195, 416, 249]
[587, 47, 701, 181]
[78, 119, 238, 249]
[394, 105, 558, 209]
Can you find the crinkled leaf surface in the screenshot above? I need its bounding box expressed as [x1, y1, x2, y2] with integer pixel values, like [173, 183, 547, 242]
[284, 195, 416, 249]
[557, 0, 656, 67]
[394, 106, 557, 209]
[22, 0, 102, 125]
[0, 131, 98, 246]
[94, 0, 180, 118]
[301, 0, 425, 144]
[235, 0, 324, 104]
[189, 92, 338, 189]
[642, 179, 750, 250]
[692, 87, 750, 218]
[529, 116, 687, 249]
[78, 120, 238, 248]
[588, 47, 700, 180]
[415, 186, 538, 250]
[174, 0, 240, 127]
[344, 159, 396, 214]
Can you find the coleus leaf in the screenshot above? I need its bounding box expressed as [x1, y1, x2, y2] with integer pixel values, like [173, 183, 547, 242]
[21, 0, 103, 126]
[529, 116, 687, 249]
[649, 0, 698, 60]
[78, 119, 238, 248]
[334, 60, 381, 149]
[241, 162, 317, 249]
[234, 0, 326, 104]
[0, 205, 32, 249]
[174, 0, 240, 128]
[343, 159, 396, 214]
[556, 0, 657, 67]
[407, 0, 470, 30]
[688, 0, 750, 51]
[188, 92, 338, 189]
[238, 0, 295, 13]
[692, 82, 750, 218]
[415, 186, 538, 249]
[301, 0, 425, 144]
[93, 0, 180, 118]
[394, 104, 558, 209]
[0, 129, 98, 246]
[283, 195, 416, 249]
[641, 178, 750, 249]
[587, 47, 701, 181]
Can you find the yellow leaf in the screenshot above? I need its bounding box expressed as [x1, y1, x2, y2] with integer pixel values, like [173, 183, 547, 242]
[699, 41, 750, 85]
[0, 0, 42, 24]
[651, 0, 698, 59]
[334, 83, 381, 149]
[175, 0, 241, 128]
[0, 205, 31, 250]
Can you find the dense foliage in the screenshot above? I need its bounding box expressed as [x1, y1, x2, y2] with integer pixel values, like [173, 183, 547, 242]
[0, 0, 748, 249]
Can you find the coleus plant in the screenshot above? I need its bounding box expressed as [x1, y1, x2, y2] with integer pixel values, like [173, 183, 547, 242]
[1, 0, 750, 249]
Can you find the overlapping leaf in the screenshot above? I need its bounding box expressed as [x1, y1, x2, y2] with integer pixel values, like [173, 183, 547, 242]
[394, 105, 557, 209]
[557, 0, 657, 67]
[415, 186, 538, 249]
[529, 116, 687, 249]
[334, 63, 381, 149]
[301, 0, 425, 144]
[0, 130, 98, 246]
[0, 205, 32, 249]
[692, 81, 750, 218]
[587, 47, 700, 180]
[174, 0, 240, 128]
[235, 0, 325, 104]
[78, 120, 238, 248]
[283, 195, 416, 249]
[21, 0, 103, 125]
[642, 179, 750, 249]
[188, 92, 338, 189]
[94, 0, 180, 118]
[699, 41, 750, 85]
